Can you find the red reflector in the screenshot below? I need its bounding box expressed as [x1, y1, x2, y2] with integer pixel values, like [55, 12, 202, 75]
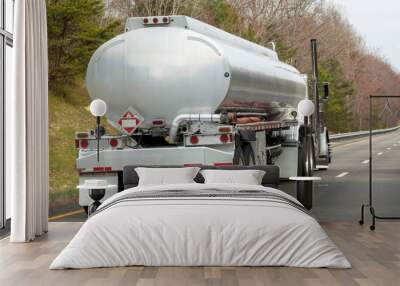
[184, 163, 202, 167]
[76, 132, 89, 139]
[93, 166, 112, 172]
[152, 119, 164, 126]
[80, 139, 89, 149]
[75, 139, 80, 148]
[190, 135, 199, 144]
[214, 162, 233, 167]
[143, 18, 149, 24]
[162, 17, 169, 23]
[218, 127, 231, 133]
[153, 17, 158, 24]
[220, 134, 230, 143]
[110, 138, 119, 148]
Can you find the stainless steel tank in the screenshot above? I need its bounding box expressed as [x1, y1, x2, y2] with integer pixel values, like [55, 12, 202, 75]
[86, 16, 307, 129]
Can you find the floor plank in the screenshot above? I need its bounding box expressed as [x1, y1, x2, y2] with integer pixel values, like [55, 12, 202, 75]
[0, 222, 399, 286]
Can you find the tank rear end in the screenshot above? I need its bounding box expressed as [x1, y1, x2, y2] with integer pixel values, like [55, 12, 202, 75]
[86, 23, 231, 129]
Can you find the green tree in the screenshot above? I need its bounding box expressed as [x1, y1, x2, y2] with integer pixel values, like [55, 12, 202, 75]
[202, 0, 259, 42]
[47, 0, 120, 97]
[318, 59, 356, 133]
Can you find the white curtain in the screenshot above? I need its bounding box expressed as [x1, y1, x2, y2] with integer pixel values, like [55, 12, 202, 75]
[8, 0, 49, 242]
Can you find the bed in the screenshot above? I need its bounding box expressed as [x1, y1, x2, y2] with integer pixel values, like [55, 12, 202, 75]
[50, 165, 350, 269]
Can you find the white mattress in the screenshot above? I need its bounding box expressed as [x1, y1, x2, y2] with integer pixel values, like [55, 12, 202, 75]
[50, 183, 350, 269]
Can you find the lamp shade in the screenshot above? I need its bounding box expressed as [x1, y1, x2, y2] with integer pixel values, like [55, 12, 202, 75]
[297, 99, 315, 116]
[89, 99, 107, 117]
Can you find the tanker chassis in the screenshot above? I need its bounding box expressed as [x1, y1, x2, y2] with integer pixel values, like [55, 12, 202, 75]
[75, 16, 331, 212]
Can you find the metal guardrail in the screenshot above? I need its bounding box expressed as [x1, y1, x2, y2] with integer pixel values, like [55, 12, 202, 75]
[330, 126, 400, 142]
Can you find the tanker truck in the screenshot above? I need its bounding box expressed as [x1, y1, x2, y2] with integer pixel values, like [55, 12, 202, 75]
[75, 15, 331, 212]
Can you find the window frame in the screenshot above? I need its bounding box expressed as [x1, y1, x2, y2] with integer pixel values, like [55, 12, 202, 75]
[1, 0, 14, 230]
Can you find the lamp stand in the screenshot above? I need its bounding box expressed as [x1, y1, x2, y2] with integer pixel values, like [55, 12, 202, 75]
[96, 116, 100, 162]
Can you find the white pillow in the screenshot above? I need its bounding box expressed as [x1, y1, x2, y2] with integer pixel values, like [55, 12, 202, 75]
[200, 169, 265, 185]
[135, 167, 200, 186]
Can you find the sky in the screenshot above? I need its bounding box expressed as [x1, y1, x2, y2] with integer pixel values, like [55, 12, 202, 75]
[331, 0, 400, 72]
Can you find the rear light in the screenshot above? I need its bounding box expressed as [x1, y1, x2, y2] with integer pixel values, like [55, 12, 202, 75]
[80, 139, 89, 149]
[93, 166, 112, 172]
[220, 134, 230, 143]
[184, 163, 202, 167]
[214, 162, 233, 167]
[76, 132, 89, 139]
[143, 16, 170, 25]
[218, 127, 232, 133]
[152, 119, 164, 126]
[190, 135, 199, 144]
[109, 138, 119, 148]
[75, 139, 80, 149]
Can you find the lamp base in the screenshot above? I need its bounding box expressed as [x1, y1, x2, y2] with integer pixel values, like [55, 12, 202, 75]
[88, 188, 106, 216]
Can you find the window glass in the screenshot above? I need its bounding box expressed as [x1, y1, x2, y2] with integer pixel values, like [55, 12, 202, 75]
[0, 37, 3, 228]
[0, 1, 2, 30]
[5, 0, 14, 33]
[5, 44, 12, 219]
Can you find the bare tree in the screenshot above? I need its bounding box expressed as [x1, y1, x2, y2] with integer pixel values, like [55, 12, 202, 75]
[104, 0, 400, 130]
[109, 0, 204, 20]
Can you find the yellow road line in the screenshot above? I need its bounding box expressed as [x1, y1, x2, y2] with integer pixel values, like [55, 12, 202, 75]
[49, 209, 85, 221]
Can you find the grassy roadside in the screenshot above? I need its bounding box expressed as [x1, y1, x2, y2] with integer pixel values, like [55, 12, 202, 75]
[49, 82, 119, 214]
[49, 84, 94, 212]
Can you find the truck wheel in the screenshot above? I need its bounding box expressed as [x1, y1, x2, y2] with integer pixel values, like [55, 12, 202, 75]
[298, 143, 304, 176]
[326, 132, 332, 164]
[233, 145, 246, 166]
[243, 144, 256, 166]
[310, 136, 316, 171]
[307, 134, 314, 176]
[297, 140, 314, 209]
[233, 143, 255, 166]
[298, 139, 313, 176]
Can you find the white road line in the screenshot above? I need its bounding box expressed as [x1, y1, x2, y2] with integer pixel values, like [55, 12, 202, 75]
[377, 152, 383, 156]
[387, 147, 392, 150]
[394, 144, 398, 147]
[336, 172, 349, 178]
[362, 160, 369, 164]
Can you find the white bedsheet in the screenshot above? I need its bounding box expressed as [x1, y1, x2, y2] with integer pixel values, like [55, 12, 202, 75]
[50, 183, 350, 269]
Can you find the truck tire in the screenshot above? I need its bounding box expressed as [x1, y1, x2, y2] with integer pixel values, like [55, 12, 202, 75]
[243, 144, 256, 166]
[297, 133, 314, 209]
[233, 143, 255, 166]
[306, 136, 314, 176]
[318, 129, 331, 166]
[326, 131, 332, 164]
[298, 141, 313, 176]
[233, 145, 246, 165]
[310, 136, 316, 171]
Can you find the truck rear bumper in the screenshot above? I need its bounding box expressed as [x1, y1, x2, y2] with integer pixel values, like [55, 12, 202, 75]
[77, 146, 234, 173]
[77, 146, 234, 206]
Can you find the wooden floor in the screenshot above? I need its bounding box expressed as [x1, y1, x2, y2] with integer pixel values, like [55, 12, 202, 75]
[0, 222, 399, 286]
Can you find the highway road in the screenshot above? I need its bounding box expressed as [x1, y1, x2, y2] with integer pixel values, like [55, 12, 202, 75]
[52, 130, 400, 223]
[304, 130, 400, 222]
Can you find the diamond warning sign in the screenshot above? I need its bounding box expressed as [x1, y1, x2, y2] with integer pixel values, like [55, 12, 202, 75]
[117, 109, 144, 135]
